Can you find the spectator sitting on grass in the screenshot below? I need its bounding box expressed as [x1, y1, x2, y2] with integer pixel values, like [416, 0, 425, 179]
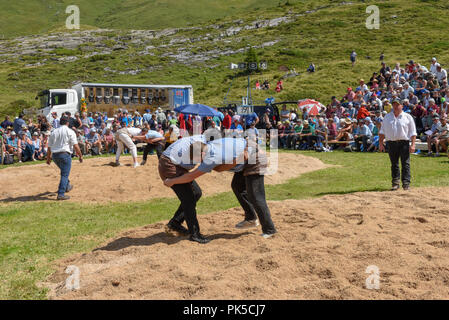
[86, 128, 102, 155]
[427, 116, 448, 157]
[6, 131, 21, 162]
[76, 130, 87, 155]
[298, 120, 315, 150]
[18, 131, 35, 162]
[327, 118, 337, 141]
[307, 63, 315, 72]
[103, 128, 115, 154]
[353, 119, 372, 152]
[367, 120, 382, 152]
[333, 118, 353, 145]
[31, 132, 44, 160]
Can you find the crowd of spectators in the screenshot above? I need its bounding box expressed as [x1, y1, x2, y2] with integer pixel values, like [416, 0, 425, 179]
[2, 56, 449, 165]
[274, 57, 449, 154]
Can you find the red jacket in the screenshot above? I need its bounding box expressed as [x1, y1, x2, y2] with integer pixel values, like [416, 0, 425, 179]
[357, 107, 370, 120]
[223, 114, 232, 129]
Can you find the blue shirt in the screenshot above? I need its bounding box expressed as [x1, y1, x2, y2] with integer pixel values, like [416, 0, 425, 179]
[145, 130, 163, 139]
[7, 137, 18, 148]
[13, 118, 25, 134]
[162, 135, 206, 170]
[244, 112, 258, 127]
[143, 113, 152, 123]
[198, 138, 247, 173]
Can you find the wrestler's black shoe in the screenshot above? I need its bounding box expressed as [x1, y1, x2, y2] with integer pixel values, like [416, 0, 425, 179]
[166, 221, 189, 236]
[57, 195, 70, 201]
[189, 233, 210, 244]
[391, 184, 400, 191]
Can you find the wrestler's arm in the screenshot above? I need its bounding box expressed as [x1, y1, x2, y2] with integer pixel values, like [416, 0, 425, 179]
[213, 163, 237, 172]
[147, 137, 164, 143]
[164, 168, 205, 187]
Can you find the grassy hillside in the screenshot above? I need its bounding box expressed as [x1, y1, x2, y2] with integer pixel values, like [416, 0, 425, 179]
[0, 0, 279, 37]
[1, 0, 449, 117]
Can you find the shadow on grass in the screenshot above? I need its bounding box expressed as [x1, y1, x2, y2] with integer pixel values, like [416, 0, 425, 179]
[94, 231, 251, 251]
[315, 186, 390, 197]
[0, 191, 56, 203]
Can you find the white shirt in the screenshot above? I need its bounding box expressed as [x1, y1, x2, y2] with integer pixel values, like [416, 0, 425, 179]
[380, 111, 417, 141]
[436, 69, 447, 82]
[127, 127, 142, 136]
[48, 125, 78, 154]
[430, 63, 438, 75]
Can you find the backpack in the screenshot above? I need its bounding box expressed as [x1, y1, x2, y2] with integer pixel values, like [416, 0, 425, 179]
[3, 154, 14, 165]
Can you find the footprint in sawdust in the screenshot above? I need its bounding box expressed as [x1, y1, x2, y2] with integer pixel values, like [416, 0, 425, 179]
[411, 217, 428, 223]
[340, 214, 364, 225]
[254, 258, 279, 272]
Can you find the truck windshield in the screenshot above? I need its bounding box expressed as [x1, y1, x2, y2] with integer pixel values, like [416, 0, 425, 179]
[40, 93, 50, 109]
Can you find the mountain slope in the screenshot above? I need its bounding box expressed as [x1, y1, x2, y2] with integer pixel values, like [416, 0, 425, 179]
[1, 0, 449, 117]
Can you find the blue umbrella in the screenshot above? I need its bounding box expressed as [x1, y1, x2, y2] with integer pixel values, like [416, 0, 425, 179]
[174, 104, 220, 117]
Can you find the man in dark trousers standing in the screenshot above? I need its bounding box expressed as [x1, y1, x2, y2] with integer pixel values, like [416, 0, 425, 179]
[47, 116, 83, 200]
[379, 98, 416, 191]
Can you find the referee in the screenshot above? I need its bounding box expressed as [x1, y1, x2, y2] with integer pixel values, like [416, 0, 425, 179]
[379, 98, 416, 191]
[47, 116, 83, 200]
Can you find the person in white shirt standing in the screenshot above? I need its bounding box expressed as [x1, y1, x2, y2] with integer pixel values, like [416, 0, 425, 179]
[379, 98, 417, 191]
[47, 116, 83, 200]
[430, 57, 438, 75]
[112, 123, 141, 168]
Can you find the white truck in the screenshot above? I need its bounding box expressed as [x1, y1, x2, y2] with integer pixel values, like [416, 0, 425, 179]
[37, 83, 194, 121]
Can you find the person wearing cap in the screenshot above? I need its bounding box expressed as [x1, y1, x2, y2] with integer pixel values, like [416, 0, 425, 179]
[341, 87, 355, 103]
[379, 98, 416, 191]
[354, 119, 372, 152]
[6, 131, 22, 162]
[86, 128, 102, 155]
[297, 120, 316, 149]
[31, 132, 43, 160]
[47, 116, 83, 200]
[430, 57, 438, 75]
[143, 109, 152, 124]
[20, 124, 32, 139]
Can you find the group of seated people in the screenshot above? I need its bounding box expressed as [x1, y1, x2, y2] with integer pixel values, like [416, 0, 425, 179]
[2, 56, 449, 163]
[275, 57, 449, 153]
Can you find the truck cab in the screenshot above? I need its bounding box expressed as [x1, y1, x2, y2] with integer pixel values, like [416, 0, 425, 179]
[38, 89, 79, 121]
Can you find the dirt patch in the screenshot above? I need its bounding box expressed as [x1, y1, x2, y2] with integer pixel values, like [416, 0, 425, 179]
[44, 187, 449, 299]
[0, 153, 328, 204]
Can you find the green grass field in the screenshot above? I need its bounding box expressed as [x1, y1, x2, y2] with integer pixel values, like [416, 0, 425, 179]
[1, 151, 449, 299]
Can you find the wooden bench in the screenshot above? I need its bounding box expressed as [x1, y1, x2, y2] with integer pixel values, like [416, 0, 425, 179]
[415, 141, 428, 151]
